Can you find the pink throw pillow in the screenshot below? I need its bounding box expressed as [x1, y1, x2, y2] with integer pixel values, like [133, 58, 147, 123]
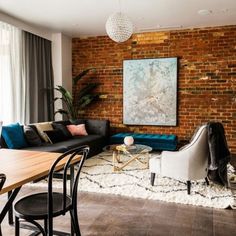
[66, 124, 88, 136]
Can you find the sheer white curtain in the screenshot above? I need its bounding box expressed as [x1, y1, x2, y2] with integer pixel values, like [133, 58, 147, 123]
[0, 21, 25, 124]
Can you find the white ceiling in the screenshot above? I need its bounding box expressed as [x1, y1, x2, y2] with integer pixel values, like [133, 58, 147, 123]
[0, 0, 236, 37]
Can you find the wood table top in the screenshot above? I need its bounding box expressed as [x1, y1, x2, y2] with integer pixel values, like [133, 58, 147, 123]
[0, 149, 81, 194]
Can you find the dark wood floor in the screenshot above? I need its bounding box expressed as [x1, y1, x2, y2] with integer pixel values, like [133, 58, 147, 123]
[1, 155, 236, 236]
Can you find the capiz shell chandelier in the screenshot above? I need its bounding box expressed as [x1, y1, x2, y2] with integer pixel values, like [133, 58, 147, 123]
[105, 12, 133, 43]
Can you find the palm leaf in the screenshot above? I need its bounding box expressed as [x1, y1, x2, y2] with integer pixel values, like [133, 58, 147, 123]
[54, 86, 77, 119]
[54, 67, 100, 120]
[73, 68, 96, 85]
[54, 109, 69, 115]
[55, 86, 73, 101]
[77, 83, 99, 99]
[78, 94, 99, 108]
[53, 97, 61, 101]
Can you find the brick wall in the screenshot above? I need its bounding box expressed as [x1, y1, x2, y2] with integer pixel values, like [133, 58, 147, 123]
[72, 25, 236, 153]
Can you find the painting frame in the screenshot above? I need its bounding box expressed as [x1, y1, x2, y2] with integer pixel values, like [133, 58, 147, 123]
[123, 57, 178, 126]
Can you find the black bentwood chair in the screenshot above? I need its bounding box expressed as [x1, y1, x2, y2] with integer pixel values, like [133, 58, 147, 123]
[14, 146, 89, 236]
[0, 174, 6, 236]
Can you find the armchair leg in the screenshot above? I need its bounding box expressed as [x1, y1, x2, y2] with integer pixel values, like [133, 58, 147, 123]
[187, 181, 191, 195]
[205, 177, 209, 186]
[150, 173, 156, 186]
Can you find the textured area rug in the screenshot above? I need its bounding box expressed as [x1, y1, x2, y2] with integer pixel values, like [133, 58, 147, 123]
[30, 152, 236, 209]
[79, 152, 236, 209]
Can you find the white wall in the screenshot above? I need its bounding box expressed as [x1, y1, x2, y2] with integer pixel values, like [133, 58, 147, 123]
[52, 33, 62, 120]
[61, 34, 72, 93]
[52, 33, 72, 120]
[52, 33, 63, 87]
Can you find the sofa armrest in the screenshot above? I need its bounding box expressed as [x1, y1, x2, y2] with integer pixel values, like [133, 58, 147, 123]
[0, 136, 8, 148]
[85, 119, 110, 137]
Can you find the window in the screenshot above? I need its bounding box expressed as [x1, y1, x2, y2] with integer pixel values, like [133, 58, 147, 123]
[0, 21, 24, 124]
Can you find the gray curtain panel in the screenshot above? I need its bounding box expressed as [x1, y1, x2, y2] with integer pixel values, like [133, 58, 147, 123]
[23, 31, 54, 123]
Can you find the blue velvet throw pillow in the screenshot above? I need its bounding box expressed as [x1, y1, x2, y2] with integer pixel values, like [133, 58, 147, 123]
[2, 123, 28, 149]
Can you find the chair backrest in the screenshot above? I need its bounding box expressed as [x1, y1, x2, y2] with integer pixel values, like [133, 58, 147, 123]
[184, 125, 209, 179]
[47, 145, 89, 234]
[180, 125, 207, 150]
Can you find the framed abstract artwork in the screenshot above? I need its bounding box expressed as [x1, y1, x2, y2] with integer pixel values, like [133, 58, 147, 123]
[123, 57, 178, 126]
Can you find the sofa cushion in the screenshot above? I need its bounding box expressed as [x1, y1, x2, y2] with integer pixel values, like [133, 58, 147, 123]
[24, 126, 42, 147]
[44, 129, 68, 144]
[52, 123, 72, 138]
[2, 123, 28, 149]
[35, 122, 53, 142]
[67, 124, 88, 136]
[22, 142, 68, 153]
[56, 135, 103, 150]
[71, 135, 106, 158]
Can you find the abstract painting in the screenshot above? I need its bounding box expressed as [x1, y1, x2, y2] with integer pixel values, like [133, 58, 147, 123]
[123, 57, 177, 126]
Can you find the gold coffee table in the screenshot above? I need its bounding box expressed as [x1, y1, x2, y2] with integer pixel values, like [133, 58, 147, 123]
[104, 144, 152, 172]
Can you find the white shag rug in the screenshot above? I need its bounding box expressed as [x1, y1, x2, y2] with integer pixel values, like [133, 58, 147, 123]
[30, 152, 236, 209]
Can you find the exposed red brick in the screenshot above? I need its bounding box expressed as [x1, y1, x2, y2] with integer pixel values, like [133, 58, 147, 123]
[72, 25, 236, 154]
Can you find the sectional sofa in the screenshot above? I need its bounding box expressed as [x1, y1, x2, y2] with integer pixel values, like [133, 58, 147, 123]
[0, 119, 110, 158]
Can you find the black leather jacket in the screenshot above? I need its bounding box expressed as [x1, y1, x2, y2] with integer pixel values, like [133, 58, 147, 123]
[207, 122, 231, 186]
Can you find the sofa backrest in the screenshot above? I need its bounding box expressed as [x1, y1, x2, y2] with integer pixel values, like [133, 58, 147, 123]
[51, 120, 71, 126]
[86, 119, 110, 137]
[53, 119, 110, 137]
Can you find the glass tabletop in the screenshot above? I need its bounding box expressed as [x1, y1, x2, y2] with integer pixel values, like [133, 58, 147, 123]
[103, 144, 152, 154]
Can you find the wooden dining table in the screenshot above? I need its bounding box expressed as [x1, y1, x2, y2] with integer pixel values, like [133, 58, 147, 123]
[0, 148, 81, 235]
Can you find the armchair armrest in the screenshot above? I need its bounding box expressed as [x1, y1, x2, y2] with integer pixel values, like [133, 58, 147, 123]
[161, 150, 191, 180]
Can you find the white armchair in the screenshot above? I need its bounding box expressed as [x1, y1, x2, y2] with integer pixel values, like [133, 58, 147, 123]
[149, 125, 209, 194]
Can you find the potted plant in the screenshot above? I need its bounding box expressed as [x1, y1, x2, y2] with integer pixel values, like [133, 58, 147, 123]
[54, 68, 100, 121]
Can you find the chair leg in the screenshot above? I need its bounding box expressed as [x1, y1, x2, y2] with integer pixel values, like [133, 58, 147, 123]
[150, 173, 156, 186]
[205, 177, 209, 186]
[0, 226, 2, 236]
[187, 181, 191, 195]
[70, 210, 81, 236]
[27, 219, 46, 236]
[15, 216, 20, 236]
[44, 218, 48, 235]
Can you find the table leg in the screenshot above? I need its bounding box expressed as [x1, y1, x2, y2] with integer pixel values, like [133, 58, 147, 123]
[117, 150, 121, 163]
[115, 154, 138, 171]
[115, 150, 150, 171]
[0, 187, 21, 225]
[132, 149, 149, 166]
[8, 191, 13, 225]
[112, 151, 117, 172]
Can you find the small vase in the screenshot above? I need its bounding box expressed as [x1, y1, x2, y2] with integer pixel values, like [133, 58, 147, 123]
[124, 136, 134, 146]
